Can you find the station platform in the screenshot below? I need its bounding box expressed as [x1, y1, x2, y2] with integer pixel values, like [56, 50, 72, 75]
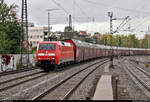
[93, 63, 113, 100]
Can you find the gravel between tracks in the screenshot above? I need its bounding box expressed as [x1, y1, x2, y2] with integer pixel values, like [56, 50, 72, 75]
[129, 56, 150, 74]
[68, 56, 150, 100]
[2, 59, 103, 100]
[111, 58, 149, 100]
[0, 68, 42, 83]
[68, 61, 106, 100]
[41, 60, 107, 100]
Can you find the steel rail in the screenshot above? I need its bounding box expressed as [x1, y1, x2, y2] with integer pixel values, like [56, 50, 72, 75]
[62, 61, 109, 100]
[32, 59, 109, 100]
[128, 60, 150, 77]
[0, 72, 49, 92]
[0, 67, 38, 77]
[120, 61, 150, 92]
[0, 71, 42, 85]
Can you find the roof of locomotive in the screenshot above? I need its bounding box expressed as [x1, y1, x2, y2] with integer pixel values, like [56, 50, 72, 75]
[39, 41, 60, 44]
[38, 41, 73, 47]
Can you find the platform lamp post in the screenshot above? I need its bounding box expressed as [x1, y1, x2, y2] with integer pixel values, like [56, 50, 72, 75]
[46, 9, 59, 41]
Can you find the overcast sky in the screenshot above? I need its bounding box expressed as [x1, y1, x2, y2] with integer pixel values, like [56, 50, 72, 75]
[5, 0, 150, 38]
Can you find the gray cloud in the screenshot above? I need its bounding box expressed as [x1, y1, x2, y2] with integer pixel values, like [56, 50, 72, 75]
[5, 0, 150, 24]
[5, 0, 150, 37]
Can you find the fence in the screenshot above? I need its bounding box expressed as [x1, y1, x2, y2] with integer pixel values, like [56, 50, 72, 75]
[0, 54, 36, 72]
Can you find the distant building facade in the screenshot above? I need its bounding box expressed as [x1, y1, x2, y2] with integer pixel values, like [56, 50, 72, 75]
[28, 27, 63, 47]
[28, 27, 46, 47]
[93, 32, 103, 40]
[78, 31, 87, 37]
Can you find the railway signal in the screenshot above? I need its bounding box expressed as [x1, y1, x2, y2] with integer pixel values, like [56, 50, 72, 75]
[108, 12, 130, 68]
[108, 12, 116, 68]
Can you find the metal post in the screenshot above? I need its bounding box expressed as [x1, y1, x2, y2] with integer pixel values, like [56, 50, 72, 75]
[25, 0, 29, 68]
[1, 56, 2, 72]
[148, 26, 150, 49]
[116, 77, 118, 100]
[48, 11, 50, 41]
[13, 55, 15, 70]
[20, 0, 24, 65]
[117, 35, 119, 58]
[47, 9, 59, 41]
[69, 15, 72, 28]
[108, 12, 114, 68]
[21, 0, 29, 68]
[69, 15, 73, 39]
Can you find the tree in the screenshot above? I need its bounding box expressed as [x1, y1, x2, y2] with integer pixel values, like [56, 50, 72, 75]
[0, 0, 22, 54]
[64, 26, 73, 39]
[127, 34, 139, 48]
[141, 34, 148, 48]
[0, 32, 13, 54]
[0, 0, 18, 23]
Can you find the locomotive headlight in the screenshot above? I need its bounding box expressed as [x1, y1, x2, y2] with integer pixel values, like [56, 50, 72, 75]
[51, 57, 55, 60]
[48, 53, 55, 56]
[38, 53, 45, 56]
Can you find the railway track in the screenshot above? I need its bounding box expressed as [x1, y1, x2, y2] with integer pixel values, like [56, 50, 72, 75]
[120, 59, 150, 95]
[32, 59, 109, 100]
[129, 56, 150, 65]
[0, 71, 49, 92]
[0, 67, 38, 77]
[0, 58, 104, 95]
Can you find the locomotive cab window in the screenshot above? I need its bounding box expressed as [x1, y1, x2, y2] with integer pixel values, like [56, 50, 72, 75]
[39, 44, 56, 50]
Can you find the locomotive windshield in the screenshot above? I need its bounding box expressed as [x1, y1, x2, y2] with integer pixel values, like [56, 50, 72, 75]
[39, 44, 56, 50]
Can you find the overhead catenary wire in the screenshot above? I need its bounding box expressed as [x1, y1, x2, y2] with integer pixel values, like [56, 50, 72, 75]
[74, 0, 94, 22]
[82, 0, 150, 31]
[133, 17, 150, 31]
[82, 0, 150, 14]
[51, 0, 69, 15]
[74, 1, 88, 17]
[43, 0, 150, 34]
[81, 0, 150, 33]
[118, 18, 131, 31]
[51, 0, 80, 24]
[83, 0, 150, 34]
[113, 16, 131, 33]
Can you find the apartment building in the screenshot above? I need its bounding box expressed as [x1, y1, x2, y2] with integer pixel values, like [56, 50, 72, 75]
[28, 27, 48, 47]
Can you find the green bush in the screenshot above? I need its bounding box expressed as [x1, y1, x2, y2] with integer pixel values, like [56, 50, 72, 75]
[16, 63, 24, 69]
[16, 59, 25, 69]
[145, 64, 150, 68]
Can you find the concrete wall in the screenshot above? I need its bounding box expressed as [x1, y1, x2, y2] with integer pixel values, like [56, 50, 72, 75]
[0, 54, 36, 72]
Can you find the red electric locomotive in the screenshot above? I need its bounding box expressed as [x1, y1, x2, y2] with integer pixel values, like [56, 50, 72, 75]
[36, 41, 74, 71]
[36, 39, 150, 71]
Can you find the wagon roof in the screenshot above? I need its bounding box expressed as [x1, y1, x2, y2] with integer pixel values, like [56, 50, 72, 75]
[71, 39, 93, 47]
[70, 39, 150, 51]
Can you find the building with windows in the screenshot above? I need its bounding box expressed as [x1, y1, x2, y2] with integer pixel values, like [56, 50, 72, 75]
[28, 27, 47, 47]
